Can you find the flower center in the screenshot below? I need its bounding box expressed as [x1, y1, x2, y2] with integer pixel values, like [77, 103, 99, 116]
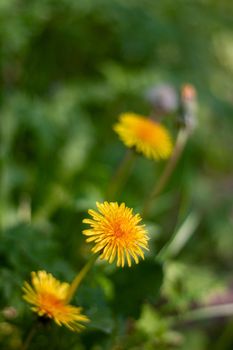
[113, 221, 127, 238]
[136, 121, 155, 142]
[39, 292, 64, 316]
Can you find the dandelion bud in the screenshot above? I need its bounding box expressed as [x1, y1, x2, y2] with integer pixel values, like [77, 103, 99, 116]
[179, 84, 198, 130]
[181, 84, 196, 101]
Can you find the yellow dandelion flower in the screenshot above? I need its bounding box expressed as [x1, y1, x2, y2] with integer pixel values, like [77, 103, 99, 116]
[114, 112, 173, 160]
[22, 271, 89, 332]
[83, 202, 149, 267]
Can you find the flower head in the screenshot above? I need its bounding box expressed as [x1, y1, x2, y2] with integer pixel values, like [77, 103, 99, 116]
[83, 202, 149, 267]
[114, 113, 172, 160]
[22, 271, 89, 332]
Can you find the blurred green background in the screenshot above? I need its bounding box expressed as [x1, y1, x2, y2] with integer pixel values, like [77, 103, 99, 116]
[0, 0, 233, 349]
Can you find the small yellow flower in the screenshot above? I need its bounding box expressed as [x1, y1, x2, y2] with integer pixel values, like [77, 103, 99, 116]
[114, 112, 172, 160]
[22, 271, 89, 332]
[83, 202, 149, 267]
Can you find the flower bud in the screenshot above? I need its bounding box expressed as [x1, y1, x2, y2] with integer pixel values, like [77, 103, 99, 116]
[179, 84, 198, 130]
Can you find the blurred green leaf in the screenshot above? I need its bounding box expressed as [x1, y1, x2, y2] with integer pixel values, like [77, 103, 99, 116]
[110, 260, 163, 318]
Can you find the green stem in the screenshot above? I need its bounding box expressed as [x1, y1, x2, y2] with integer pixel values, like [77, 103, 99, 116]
[157, 211, 201, 262]
[142, 127, 190, 218]
[21, 323, 37, 350]
[169, 303, 233, 325]
[66, 254, 98, 303]
[106, 150, 136, 200]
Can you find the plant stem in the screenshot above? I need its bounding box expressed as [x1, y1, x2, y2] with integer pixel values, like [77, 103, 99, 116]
[106, 150, 136, 200]
[157, 211, 201, 261]
[142, 127, 190, 218]
[21, 323, 37, 350]
[169, 303, 233, 325]
[66, 254, 98, 303]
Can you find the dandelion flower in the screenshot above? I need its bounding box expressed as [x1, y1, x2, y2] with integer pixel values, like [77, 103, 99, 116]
[114, 112, 172, 160]
[83, 202, 149, 267]
[22, 271, 89, 332]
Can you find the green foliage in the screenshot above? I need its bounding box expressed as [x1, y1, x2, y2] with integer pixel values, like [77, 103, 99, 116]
[110, 260, 163, 318]
[162, 261, 225, 311]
